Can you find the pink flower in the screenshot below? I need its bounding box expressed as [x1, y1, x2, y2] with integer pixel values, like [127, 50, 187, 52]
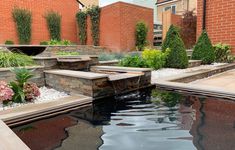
[23, 83, 40, 101]
[0, 81, 14, 102]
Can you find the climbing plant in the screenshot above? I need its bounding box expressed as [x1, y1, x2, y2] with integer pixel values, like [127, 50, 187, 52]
[87, 5, 101, 46]
[76, 11, 87, 45]
[12, 7, 32, 44]
[45, 11, 61, 41]
[135, 21, 148, 51]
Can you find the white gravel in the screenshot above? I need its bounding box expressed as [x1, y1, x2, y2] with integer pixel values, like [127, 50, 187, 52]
[0, 87, 69, 111]
[151, 63, 227, 83]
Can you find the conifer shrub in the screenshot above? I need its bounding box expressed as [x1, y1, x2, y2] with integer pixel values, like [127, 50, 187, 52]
[162, 25, 188, 69]
[192, 31, 215, 64]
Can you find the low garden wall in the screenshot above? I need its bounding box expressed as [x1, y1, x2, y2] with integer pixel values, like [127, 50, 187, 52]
[0, 66, 45, 87]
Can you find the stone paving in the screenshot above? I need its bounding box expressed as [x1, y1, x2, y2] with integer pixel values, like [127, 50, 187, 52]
[191, 69, 235, 92]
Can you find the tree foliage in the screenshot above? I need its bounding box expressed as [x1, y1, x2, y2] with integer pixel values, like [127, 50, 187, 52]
[135, 22, 148, 51]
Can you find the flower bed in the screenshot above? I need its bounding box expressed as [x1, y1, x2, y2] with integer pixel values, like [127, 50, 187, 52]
[0, 86, 69, 111]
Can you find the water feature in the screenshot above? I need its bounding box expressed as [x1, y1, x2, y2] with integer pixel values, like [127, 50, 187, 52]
[12, 89, 235, 150]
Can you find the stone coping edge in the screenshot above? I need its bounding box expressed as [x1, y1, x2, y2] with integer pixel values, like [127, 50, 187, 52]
[156, 81, 235, 100]
[44, 70, 109, 80]
[0, 95, 92, 127]
[0, 120, 30, 150]
[0, 66, 44, 71]
[91, 65, 152, 72]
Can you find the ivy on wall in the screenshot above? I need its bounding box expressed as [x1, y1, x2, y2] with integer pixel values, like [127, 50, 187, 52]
[45, 11, 61, 41]
[135, 21, 148, 51]
[87, 6, 101, 46]
[12, 7, 32, 44]
[76, 11, 87, 45]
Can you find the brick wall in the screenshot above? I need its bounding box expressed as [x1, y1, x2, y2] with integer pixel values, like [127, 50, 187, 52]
[197, 0, 235, 54]
[0, 0, 79, 44]
[86, 2, 153, 52]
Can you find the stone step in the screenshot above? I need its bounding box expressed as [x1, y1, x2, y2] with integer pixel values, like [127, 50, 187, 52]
[188, 60, 202, 68]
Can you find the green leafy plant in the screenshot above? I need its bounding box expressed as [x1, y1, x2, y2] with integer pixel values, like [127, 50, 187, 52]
[12, 7, 32, 44]
[213, 43, 234, 63]
[56, 51, 79, 56]
[41, 39, 72, 46]
[162, 25, 188, 69]
[142, 49, 166, 70]
[119, 55, 148, 68]
[76, 11, 87, 45]
[135, 22, 148, 51]
[5, 40, 14, 45]
[192, 31, 215, 64]
[10, 68, 34, 103]
[0, 52, 35, 68]
[45, 11, 62, 41]
[40, 41, 48, 45]
[87, 5, 101, 46]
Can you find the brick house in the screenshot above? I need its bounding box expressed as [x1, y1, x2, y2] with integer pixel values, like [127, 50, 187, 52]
[197, 0, 235, 54]
[156, 0, 197, 23]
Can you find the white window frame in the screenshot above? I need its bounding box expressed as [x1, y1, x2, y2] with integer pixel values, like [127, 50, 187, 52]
[162, 4, 177, 14]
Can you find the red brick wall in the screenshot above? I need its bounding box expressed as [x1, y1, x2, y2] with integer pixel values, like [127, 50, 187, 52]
[0, 0, 79, 44]
[86, 2, 153, 52]
[197, 0, 235, 54]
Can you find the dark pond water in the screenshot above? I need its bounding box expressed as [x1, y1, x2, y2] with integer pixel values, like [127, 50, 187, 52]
[12, 89, 235, 150]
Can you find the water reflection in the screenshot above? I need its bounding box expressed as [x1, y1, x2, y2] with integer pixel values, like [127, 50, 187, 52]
[12, 89, 235, 150]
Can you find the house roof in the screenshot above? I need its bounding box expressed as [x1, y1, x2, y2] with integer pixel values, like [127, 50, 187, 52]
[156, 0, 173, 5]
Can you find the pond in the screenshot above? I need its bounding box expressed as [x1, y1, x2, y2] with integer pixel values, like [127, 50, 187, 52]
[12, 89, 235, 150]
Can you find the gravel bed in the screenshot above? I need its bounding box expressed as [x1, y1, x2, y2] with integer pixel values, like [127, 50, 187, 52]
[151, 63, 227, 83]
[0, 87, 69, 111]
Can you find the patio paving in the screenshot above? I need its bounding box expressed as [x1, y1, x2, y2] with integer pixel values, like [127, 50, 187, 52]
[191, 69, 235, 92]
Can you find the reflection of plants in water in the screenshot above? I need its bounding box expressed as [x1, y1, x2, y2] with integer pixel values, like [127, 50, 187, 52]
[151, 89, 184, 107]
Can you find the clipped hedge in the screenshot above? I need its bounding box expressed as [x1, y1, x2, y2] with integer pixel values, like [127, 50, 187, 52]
[12, 8, 32, 44]
[45, 11, 62, 41]
[162, 25, 188, 69]
[214, 43, 234, 63]
[192, 31, 215, 64]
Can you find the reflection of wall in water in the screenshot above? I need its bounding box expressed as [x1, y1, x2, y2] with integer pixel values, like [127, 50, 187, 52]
[190, 97, 235, 150]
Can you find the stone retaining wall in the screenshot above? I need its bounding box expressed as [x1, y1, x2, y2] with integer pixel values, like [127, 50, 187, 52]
[0, 66, 45, 87]
[45, 72, 114, 99]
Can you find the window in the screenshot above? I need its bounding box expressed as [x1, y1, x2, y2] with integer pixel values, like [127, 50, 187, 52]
[163, 5, 176, 14]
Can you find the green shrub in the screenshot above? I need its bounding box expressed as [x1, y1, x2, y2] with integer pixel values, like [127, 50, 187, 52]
[135, 22, 148, 51]
[12, 8, 32, 44]
[42, 39, 72, 46]
[0, 52, 34, 68]
[76, 11, 87, 45]
[213, 43, 234, 63]
[87, 6, 101, 46]
[192, 31, 215, 64]
[162, 25, 188, 68]
[10, 68, 34, 103]
[5, 40, 14, 45]
[119, 55, 148, 68]
[56, 51, 79, 56]
[45, 11, 61, 41]
[40, 41, 48, 45]
[142, 49, 166, 70]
